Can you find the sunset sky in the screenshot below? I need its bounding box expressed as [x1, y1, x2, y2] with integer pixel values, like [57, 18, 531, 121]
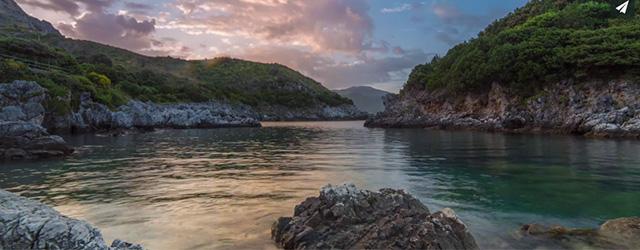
[17, 0, 528, 92]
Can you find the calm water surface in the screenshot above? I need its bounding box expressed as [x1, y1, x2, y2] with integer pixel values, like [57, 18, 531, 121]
[2, 121, 640, 249]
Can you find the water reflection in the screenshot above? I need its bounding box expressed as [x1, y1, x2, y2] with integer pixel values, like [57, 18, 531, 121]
[1, 121, 639, 249]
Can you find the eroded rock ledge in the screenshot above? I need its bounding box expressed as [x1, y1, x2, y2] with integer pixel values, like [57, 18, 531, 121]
[366, 80, 640, 138]
[272, 184, 478, 250]
[0, 189, 142, 250]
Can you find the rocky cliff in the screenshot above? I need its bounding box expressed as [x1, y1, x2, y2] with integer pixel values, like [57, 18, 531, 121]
[0, 80, 262, 160]
[366, 80, 640, 137]
[45, 92, 261, 133]
[367, 0, 640, 138]
[0, 189, 142, 249]
[0, 81, 73, 160]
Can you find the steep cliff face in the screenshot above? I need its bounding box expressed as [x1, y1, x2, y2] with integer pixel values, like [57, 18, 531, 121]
[366, 80, 640, 137]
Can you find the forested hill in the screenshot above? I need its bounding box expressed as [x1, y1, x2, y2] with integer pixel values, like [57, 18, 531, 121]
[406, 0, 640, 95]
[0, 0, 353, 117]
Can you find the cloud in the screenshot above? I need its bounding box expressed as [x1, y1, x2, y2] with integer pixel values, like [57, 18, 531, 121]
[17, 0, 81, 16]
[429, 3, 501, 45]
[124, 2, 153, 10]
[235, 46, 431, 89]
[18, 0, 158, 53]
[381, 4, 412, 13]
[63, 12, 156, 51]
[17, 0, 433, 90]
[432, 3, 493, 30]
[166, 0, 374, 53]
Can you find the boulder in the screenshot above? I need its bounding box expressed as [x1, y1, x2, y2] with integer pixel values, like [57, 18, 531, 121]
[0, 189, 142, 250]
[517, 217, 640, 249]
[599, 217, 640, 245]
[272, 184, 478, 250]
[0, 121, 73, 160]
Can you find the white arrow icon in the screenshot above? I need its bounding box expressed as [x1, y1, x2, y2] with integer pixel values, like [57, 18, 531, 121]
[617, 0, 630, 14]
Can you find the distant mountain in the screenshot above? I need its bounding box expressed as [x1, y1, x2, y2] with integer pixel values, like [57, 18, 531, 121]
[335, 86, 392, 114]
[0, 0, 59, 35]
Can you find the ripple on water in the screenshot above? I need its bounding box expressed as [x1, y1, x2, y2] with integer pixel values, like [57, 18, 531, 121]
[1, 121, 640, 249]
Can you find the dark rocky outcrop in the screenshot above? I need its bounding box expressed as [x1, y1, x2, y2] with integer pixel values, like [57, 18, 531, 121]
[515, 217, 640, 249]
[0, 81, 73, 160]
[0, 189, 142, 250]
[272, 184, 478, 250]
[366, 80, 640, 138]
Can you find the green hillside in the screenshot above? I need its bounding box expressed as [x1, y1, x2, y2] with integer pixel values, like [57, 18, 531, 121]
[0, 22, 351, 115]
[407, 0, 640, 95]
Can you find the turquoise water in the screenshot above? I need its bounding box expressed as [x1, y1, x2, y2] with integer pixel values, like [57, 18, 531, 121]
[1, 121, 639, 249]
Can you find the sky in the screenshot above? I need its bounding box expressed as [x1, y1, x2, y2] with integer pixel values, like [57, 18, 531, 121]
[16, 0, 528, 93]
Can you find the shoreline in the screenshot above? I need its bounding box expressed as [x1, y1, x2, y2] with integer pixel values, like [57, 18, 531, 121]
[365, 81, 640, 140]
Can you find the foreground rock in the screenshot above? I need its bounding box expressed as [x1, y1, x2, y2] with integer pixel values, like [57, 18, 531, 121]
[366, 80, 640, 138]
[0, 81, 73, 160]
[272, 184, 478, 249]
[516, 217, 640, 249]
[0, 189, 142, 250]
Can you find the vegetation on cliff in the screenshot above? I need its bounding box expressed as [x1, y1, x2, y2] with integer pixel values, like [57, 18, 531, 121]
[407, 0, 640, 94]
[0, 19, 351, 114]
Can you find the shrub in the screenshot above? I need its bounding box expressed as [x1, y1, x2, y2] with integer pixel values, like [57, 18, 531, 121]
[407, 0, 640, 95]
[0, 59, 28, 82]
[87, 72, 111, 87]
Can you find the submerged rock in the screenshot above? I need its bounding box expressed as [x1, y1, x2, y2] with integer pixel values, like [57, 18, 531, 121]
[516, 217, 640, 249]
[0, 189, 142, 250]
[272, 184, 478, 250]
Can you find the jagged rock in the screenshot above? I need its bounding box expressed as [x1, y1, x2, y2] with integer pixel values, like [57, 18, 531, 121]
[47, 93, 262, 132]
[272, 184, 478, 250]
[0, 81, 74, 160]
[0, 80, 48, 124]
[0, 189, 142, 250]
[366, 80, 640, 138]
[0, 121, 73, 160]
